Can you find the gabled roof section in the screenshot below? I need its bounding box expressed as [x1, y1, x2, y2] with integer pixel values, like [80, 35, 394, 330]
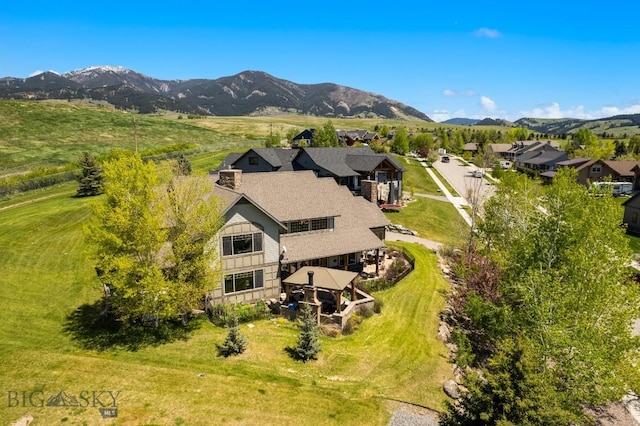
[516, 143, 565, 164]
[300, 147, 405, 177]
[283, 266, 357, 291]
[211, 179, 286, 230]
[557, 157, 592, 168]
[603, 160, 640, 177]
[215, 152, 244, 171]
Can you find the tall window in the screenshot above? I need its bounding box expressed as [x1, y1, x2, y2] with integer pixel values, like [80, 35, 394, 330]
[222, 233, 263, 256]
[224, 270, 264, 294]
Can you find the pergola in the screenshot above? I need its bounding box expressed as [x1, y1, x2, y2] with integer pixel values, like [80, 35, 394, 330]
[282, 266, 358, 313]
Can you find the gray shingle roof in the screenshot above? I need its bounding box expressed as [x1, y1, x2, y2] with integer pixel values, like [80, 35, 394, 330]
[212, 170, 390, 263]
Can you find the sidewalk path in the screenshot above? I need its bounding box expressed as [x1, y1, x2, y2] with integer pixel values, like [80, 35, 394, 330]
[386, 230, 442, 252]
[420, 164, 473, 227]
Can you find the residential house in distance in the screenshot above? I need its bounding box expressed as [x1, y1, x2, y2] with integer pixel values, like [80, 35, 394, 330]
[216, 146, 405, 204]
[336, 129, 380, 146]
[292, 128, 315, 147]
[293, 128, 380, 147]
[543, 158, 640, 188]
[208, 169, 389, 326]
[514, 141, 568, 173]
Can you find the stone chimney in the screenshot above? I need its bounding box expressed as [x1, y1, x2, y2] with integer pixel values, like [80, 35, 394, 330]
[361, 179, 378, 203]
[219, 168, 242, 190]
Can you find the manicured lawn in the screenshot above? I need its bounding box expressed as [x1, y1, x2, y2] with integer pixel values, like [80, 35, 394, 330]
[386, 197, 469, 247]
[396, 156, 442, 195]
[0, 185, 451, 425]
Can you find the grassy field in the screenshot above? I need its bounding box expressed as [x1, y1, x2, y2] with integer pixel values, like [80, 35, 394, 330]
[0, 100, 257, 175]
[0, 177, 452, 425]
[0, 99, 514, 178]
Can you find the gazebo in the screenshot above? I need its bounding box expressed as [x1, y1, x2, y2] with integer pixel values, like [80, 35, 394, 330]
[282, 266, 358, 314]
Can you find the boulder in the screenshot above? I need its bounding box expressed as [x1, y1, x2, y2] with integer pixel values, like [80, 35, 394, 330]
[443, 379, 460, 399]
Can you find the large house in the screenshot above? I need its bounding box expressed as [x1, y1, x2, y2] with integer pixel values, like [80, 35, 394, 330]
[208, 169, 390, 308]
[542, 158, 640, 188]
[514, 142, 568, 173]
[217, 147, 405, 204]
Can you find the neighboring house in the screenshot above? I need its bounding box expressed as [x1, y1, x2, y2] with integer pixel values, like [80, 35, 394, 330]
[208, 169, 390, 306]
[293, 128, 380, 147]
[216, 148, 299, 173]
[292, 129, 315, 147]
[486, 143, 512, 159]
[462, 143, 478, 155]
[545, 158, 640, 188]
[217, 146, 405, 204]
[623, 193, 640, 235]
[514, 142, 568, 173]
[336, 130, 380, 146]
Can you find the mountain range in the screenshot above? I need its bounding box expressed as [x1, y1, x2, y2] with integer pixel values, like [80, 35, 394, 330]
[0, 66, 432, 121]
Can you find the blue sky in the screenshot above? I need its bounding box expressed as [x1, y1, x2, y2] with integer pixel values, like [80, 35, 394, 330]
[2, 1, 640, 122]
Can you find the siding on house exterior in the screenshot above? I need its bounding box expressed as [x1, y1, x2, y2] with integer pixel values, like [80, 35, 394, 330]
[209, 200, 282, 304]
[623, 193, 640, 236]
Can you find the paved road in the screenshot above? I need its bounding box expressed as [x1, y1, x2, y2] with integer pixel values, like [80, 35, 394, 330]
[432, 157, 496, 207]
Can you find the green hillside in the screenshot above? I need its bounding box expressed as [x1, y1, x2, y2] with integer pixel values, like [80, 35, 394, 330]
[0, 100, 253, 176]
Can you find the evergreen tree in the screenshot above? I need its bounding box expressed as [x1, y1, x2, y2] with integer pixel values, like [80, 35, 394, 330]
[440, 336, 583, 425]
[217, 313, 247, 357]
[172, 154, 192, 176]
[76, 152, 103, 197]
[291, 304, 322, 362]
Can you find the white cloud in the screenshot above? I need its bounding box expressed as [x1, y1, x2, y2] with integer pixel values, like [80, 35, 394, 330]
[518, 102, 640, 120]
[480, 96, 497, 113]
[474, 28, 501, 38]
[442, 89, 476, 97]
[599, 105, 640, 116]
[431, 110, 451, 122]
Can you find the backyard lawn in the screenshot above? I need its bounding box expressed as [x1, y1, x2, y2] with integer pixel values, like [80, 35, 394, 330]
[0, 183, 452, 425]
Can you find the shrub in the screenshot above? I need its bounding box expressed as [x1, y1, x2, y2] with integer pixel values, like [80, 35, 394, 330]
[208, 302, 271, 327]
[358, 305, 374, 319]
[373, 299, 384, 314]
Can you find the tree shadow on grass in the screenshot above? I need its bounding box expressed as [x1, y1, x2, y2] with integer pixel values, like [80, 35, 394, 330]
[63, 299, 203, 352]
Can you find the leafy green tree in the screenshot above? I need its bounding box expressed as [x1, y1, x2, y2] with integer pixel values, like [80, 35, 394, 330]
[86, 151, 222, 327]
[290, 304, 322, 362]
[160, 174, 223, 319]
[76, 152, 103, 197]
[391, 126, 410, 155]
[378, 124, 390, 138]
[409, 132, 434, 152]
[265, 133, 281, 148]
[216, 313, 247, 357]
[86, 151, 170, 327]
[172, 154, 192, 176]
[629, 135, 640, 156]
[507, 127, 530, 142]
[476, 168, 640, 409]
[313, 120, 339, 147]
